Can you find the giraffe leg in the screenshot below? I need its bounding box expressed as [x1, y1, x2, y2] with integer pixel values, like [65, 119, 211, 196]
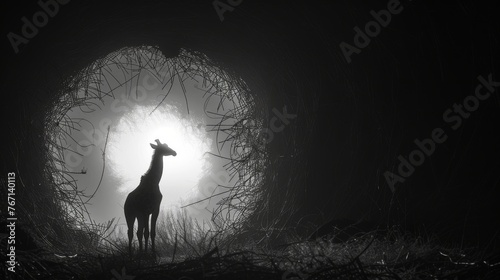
[144, 215, 150, 253]
[125, 209, 135, 256]
[151, 208, 160, 253]
[126, 220, 135, 256]
[137, 216, 145, 253]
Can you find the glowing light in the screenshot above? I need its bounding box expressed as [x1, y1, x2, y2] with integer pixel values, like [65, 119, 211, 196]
[108, 104, 212, 209]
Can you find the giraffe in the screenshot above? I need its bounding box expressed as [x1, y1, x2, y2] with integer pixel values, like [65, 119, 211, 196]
[124, 139, 177, 255]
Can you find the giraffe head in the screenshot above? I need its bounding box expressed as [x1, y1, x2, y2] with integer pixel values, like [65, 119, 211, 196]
[150, 139, 177, 157]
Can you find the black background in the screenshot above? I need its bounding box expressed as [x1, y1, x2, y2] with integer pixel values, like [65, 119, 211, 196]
[2, 0, 499, 252]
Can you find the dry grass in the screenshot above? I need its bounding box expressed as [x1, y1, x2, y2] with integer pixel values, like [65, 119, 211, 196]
[3, 220, 500, 279]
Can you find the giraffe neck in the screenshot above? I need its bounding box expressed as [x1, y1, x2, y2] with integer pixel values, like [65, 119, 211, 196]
[143, 152, 163, 186]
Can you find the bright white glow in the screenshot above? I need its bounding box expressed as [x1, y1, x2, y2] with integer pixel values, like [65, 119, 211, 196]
[108, 104, 212, 209]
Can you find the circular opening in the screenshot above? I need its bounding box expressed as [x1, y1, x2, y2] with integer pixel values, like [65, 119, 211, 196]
[46, 46, 268, 235]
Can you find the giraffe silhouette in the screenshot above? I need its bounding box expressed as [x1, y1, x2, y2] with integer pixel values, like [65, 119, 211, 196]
[124, 139, 177, 255]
